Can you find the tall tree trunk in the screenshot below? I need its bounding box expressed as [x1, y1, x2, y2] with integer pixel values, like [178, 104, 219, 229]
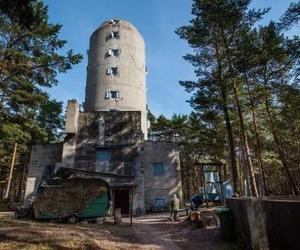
[218, 27, 258, 197]
[215, 44, 239, 194]
[232, 79, 259, 197]
[220, 83, 239, 193]
[264, 96, 299, 195]
[245, 78, 268, 196]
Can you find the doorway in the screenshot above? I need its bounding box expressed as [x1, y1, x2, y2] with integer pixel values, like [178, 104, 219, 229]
[114, 189, 129, 214]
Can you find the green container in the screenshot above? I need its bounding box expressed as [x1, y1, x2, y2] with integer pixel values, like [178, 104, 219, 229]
[215, 207, 235, 241]
[78, 193, 108, 218]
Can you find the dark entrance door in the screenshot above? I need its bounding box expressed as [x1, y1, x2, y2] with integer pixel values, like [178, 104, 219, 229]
[114, 189, 129, 214]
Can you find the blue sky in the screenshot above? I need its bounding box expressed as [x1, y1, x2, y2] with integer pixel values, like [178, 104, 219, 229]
[44, 0, 299, 118]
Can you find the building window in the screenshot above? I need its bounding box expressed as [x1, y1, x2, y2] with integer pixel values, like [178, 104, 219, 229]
[154, 198, 166, 207]
[107, 49, 120, 57]
[105, 90, 120, 100]
[96, 150, 110, 162]
[112, 49, 120, 56]
[110, 31, 120, 39]
[109, 19, 121, 24]
[111, 67, 118, 75]
[107, 49, 112, 57]
[106, 67, 119, 76]
[106, 67, 118, 76]
[153, 163, 164, 176]
[110, 90, 119, 99]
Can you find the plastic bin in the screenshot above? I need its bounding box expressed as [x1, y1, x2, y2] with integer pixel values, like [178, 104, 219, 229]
[215, 207, 236, 241]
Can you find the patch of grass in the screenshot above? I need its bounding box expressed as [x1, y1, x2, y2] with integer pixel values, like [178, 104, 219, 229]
[0, 241, 52, 250]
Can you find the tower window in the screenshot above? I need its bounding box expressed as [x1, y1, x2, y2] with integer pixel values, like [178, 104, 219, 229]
[106, 67, 119, 76]
[109, 19, 121, 24]
[110, 90, 119, 99]
[107, 49, 112, 57]
[111, 67, 118, 75]
[110, 31, 120, 39]
[105, 90, 120, 99]
[107, 49, 120, 57]
[112, 49, 120, 56]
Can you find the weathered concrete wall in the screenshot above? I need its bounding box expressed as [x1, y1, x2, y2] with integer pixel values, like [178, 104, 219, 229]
[61, 110, 145, 215]
[132, 159, 145, 216]
[62, 100, 80, 164]
[65, 100, 80, 134]
[24, 144, 63, 198]
[84, 19, 147, 139]
[25, 110, 183, 216]
[226, 197, 300, 250]
[263, 199, 300, 250]
[142, 141, 182, 211]
[72, 111, 143, 178]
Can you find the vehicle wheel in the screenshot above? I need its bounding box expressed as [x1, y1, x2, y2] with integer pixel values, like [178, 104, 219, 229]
[67, 216, 77, 224]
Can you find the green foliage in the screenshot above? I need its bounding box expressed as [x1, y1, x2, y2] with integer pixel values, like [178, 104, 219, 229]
[0, 0, 82, 199]
[176, 0, 300, 196]
[148, 111, 225, 161]
[280, 1, 300, 29]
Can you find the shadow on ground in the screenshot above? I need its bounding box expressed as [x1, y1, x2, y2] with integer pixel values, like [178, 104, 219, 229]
[0, 213, 242, 250]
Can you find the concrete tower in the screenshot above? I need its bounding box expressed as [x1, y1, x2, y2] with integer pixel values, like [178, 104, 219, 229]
[84, 19, 148, 138]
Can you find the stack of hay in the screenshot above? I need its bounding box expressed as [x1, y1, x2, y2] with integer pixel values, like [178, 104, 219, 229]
[33, 178, 107, 219]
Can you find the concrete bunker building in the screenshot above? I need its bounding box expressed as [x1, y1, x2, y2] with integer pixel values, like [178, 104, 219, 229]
[25, 19, 182, 215]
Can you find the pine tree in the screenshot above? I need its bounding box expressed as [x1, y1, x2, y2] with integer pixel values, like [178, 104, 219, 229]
[0, 0, 82, 199]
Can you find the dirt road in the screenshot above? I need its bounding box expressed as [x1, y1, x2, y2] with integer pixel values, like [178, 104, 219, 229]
[133, 213, 226, 250]
[0, 213, 239, 250]
[133, 213, 181, 250]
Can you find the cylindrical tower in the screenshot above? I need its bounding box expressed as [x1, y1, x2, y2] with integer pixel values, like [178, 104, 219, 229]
[85, 19, 147, 138]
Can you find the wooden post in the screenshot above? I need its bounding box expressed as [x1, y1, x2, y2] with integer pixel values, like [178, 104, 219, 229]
[113, 208, 122, 224]
[130, 185, 134, 227]
[5, 143, 17, 200]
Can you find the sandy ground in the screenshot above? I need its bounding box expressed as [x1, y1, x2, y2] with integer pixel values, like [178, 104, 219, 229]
[0, 213, 240, 250]
[132, 213, 236, 250]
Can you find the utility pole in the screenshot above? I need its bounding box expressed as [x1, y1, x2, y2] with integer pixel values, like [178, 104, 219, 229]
[5, 143, 17, 200]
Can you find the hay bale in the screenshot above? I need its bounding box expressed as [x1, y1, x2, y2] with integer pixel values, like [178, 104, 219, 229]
[33, 178, 107, 219]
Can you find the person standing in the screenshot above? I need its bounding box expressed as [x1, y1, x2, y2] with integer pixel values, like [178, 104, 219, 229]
[169, 194, 180, 221]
